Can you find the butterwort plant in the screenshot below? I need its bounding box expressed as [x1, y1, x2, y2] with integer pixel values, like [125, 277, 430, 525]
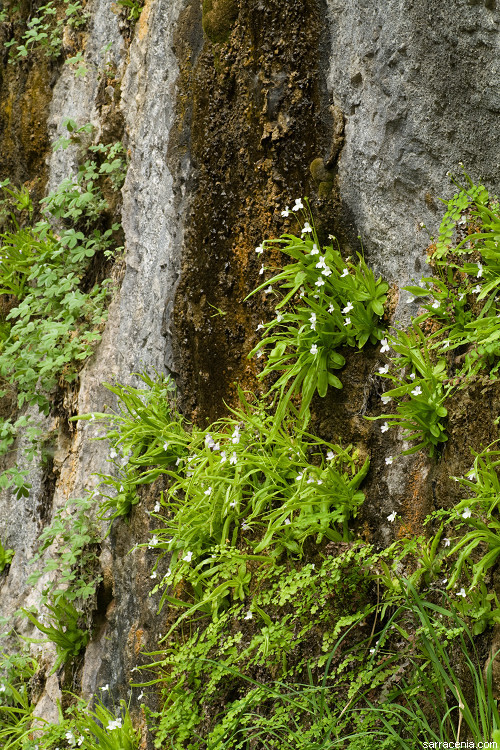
[247, 199, 388, 426]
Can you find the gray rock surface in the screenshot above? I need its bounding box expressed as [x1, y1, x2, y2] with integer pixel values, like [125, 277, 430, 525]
[327, 0, 499, 290]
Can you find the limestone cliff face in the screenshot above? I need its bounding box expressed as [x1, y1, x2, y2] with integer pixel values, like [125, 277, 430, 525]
[0, 0, 498, 733]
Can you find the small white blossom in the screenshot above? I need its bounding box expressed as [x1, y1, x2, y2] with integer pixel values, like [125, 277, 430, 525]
[381, 422, 389, 433]
[370, 648, 376, 654]
[477, 263, 483, 278]
[241, 520, 250, 530]
[175, 457, 182, 466]
[296, 472, 304, 481]
[461, 508, 472, 519]
[310, 344, 318, 355]
[443, 538, 451, 548]
[162, 441, 169, 451]
[380, 338, 390, 353]
[256, 350, 263, 358]
[182, 551, 193, 563]
[101, 684, 109, 692]
[244, 611, 253, 620]
[0, 684, 5, 693]
[259, 264, 265, 275]
[110, 449, 118, 459]
[284, 518, 291, 525]
[385, 456, 394, 465]
[381, 395, 392, 405]
[409, 373, 416, 380]
[345, 317, 351, 325]
[220, 451, 227, 463]
[150, 570, 157, 579]
[315, 277, 325, 287]
[281, 206, 290, 218]
[316, 256, 327, 269]
[411, 386, 422, 396]
[293, 198, 304, 211]
[322, 266, 332, 277]
[326, 450, 335, 461]
[328, 304, 334, 313]
[107, 719, 122, 731]
[457, 588, 467, 598]
[264, 286, 273, 294]
[342, 302, 354, 314]
[232, 427, 241, 444]
[204, 487, 212, 496]
[340, 268, 349, 278]
[442, 339, 450, 349]
[229, 501, 236, 508]
[431, 300, 440, 309]
[471, 284, 481, 294]
[309, 313, 317, 330]
[387, 511, 397, 522]
[137, 691, 144, 701]
[255, 244, 264, 254]
[378, 364, 389, 375]
[310, 244, 319, 255]
[276, 312, 283, 322]
[256, 321, 265, 331]
[230, 452, 237, 465]
[302, 222, 313, 234]
[148, 535, 159, 549]
[154, 501, 161, 513]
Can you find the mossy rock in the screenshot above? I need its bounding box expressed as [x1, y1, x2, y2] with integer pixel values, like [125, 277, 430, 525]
[202, 0, 238, 44]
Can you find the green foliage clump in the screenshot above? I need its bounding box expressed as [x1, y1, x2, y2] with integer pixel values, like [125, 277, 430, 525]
[0, 539, 14, 573]
[0, 128, 125, 495]
[248, 203, 388, 425]
[4, 0, 87, 61]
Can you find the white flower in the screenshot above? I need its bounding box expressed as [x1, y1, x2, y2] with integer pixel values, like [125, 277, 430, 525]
[467, 470, 477, 481]
[182, 551, 193, 563]
[461, 508, 472, 519]
[230, 452, 237, 465]
[316, 479, 323, 485]
[276, 312, 283, 322]
[443, 538, 451, 548]
[411, 386, 422, 396]
[204, 487, 212, 496]
[387, 511, 397, 522]
[154, 501, 160, 513]
[162, 441, 169, 452]
[309, 313, 317, 330]
[232, 427, 241, 444]
[205, 433, 214, 447]
[310, 244, 319, 255]
[381, 395, 392, 405]
[241, 520, 250, 530]
[65, 732, 75, 744]
[259, 264, 265, 275]
[340, 268, 349, 278]
[380, 338, 390, 353]
[296, 472, 304, 481]
[302, 222, 313, 234]
[110, 448, 118, 459]
[381, 422, 389, 433]
[264, 286, 273, 294]
[293, 198, 304, 211]
[409, 373, 416, 380]
[256, 321, 265, 331]
[0, 684, 5, 692]
[148, 535, 159, 549]
[442, 578, 448, 585]
[220, 451, 227, 463]
[322, 267, 332, 277]
[165, 568, 172, 578]
[327, 304, 334, 313]
[310, 344, 318, 355]
[316, 256, 327, 269]
[378, 364, 389, 375]
[244, 610, 253, 620]
[307, 477, 315, 484]
[101, 684, 109, 692]
[256, 350, 263, 358]
[315, 277, 325, 287]
[369, 648, 376, 654]
[472, 285, 481, 294]
[284, 518, 291, 525]
[406, 296, 416, 304]
[345, 317, 351, 325]
[175, 457, 182, 466]
[281, 206, 290, 217]
[255, 244, 264, 254]
[150, 570, 157, 579]
[107, 719, 122, 731]
[137, 691, 144, 701]
[385, 456, 394, 465]
[441, 339, 450, 349]
[342, 302, 353, 314]
[326, 450, 335, 461]
[229, 501, 236, 508]
[457, 588, 467, 598]
[477, 263, 483, 278]
[431, 300, 440, 309]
